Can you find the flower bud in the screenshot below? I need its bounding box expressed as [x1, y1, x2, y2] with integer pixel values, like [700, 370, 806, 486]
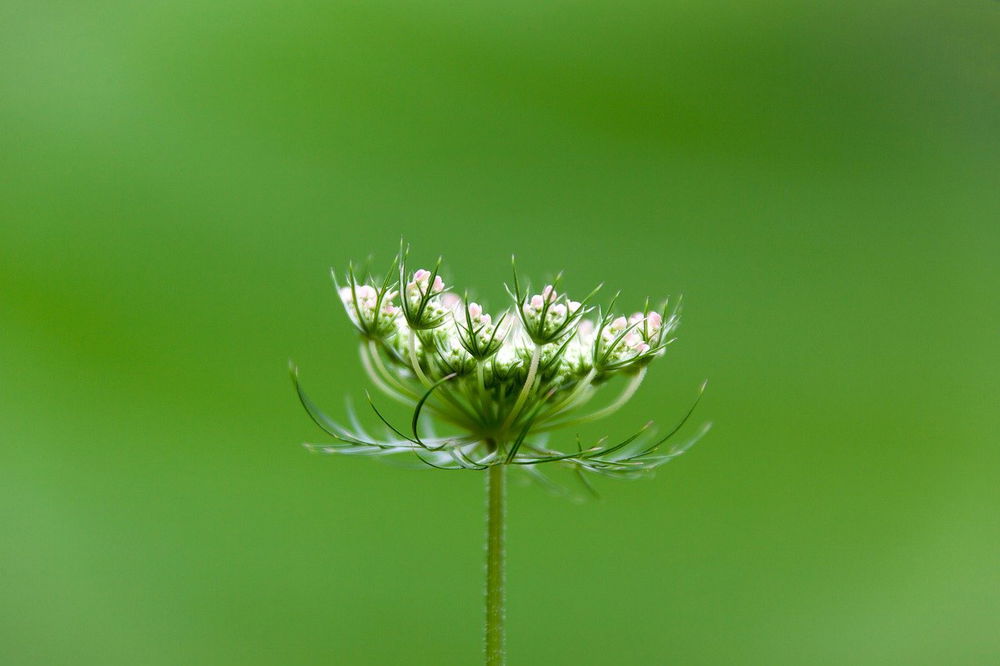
[401, 265, 450, 330]
[338, 282, 399, 338]
[456, 301, 508, 360]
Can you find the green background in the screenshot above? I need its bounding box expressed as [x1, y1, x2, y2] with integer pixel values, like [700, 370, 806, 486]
[2, 1, 998, 664]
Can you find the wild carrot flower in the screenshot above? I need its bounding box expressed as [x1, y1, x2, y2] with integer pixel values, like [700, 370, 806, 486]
[291, 245, 709, 666]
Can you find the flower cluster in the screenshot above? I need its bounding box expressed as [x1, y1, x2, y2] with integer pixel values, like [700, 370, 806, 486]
[293, 247, 707, 489]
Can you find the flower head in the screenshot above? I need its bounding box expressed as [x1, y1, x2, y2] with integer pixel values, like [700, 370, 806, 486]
[511, 266, 596, 345]
[399, 245, 451, 331]
[334, 259, 400, 339]
[455, 300, 509, 360]
[293, 246, 708, 494]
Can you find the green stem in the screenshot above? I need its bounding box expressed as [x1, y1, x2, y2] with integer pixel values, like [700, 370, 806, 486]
[541, 368, 597, 421]
[358, 342, 411, 406]
[502, 343, 540, 432]
[537, 366, 647, 432]
[574, 366, 646, 423]
[408, 330, 432, 387]
[368, 340, 419, 398]
[407, 330, 480, 426]
[485, 464, 506, 666]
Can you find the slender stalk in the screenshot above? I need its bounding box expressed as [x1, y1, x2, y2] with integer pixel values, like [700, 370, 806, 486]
[537, 366, 647, 432]
[502, 343, 541, 431]
[407, 330, 481, 425]
[572, 366, 646, 423]
[476, 363, 496, 424]
[408, 330, 432, 387]
[358, 343, 412, 406]
[485, 463, 506, 666]
[361, 341, 476, 430]
[540, 368, 597, 420]
[368, 340, 419, 398]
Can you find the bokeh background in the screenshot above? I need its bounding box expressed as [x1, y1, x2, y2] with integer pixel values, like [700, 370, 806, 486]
[2, 1, 998, 664]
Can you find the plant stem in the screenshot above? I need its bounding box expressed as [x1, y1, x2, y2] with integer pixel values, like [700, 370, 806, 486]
[537, 366, 648, 432]
[408, 330, 432, 387]
[502, 343, 540, 431]
[485, 463, 506, 666]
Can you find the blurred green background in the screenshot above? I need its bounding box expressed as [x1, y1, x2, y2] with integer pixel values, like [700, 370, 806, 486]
[2, 1, 998, 664]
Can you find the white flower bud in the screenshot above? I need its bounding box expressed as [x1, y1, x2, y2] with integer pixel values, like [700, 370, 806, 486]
[338, 283, 397, 337]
